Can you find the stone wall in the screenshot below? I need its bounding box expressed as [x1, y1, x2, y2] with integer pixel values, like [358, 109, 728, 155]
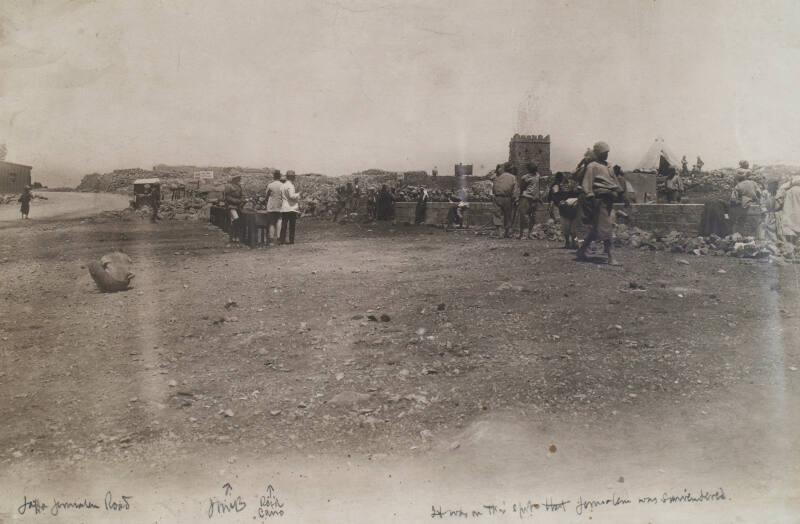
[612, 204, 704, 236]
[613, 203, 759, 237]
[509, 134, 551, 175]
[396, 201, 761, 238]
[394, 201, 550, 227]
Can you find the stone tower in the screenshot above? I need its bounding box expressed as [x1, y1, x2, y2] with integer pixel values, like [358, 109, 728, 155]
[508, 134, 551, 175]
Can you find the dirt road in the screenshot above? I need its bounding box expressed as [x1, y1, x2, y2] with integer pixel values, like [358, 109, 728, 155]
[0, 216, 797, 522]
[0, 191, 130, 223]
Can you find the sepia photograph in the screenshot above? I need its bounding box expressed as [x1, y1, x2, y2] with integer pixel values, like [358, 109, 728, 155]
[0, 1, 798, 522]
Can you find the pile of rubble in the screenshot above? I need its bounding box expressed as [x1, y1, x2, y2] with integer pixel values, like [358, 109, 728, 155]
[528, 220, 563, 241]
[395, 181, 494, 203]
[76, 168, 153, 193]
[156, 198, 212, 220]
[614, 224, 794, 262]
[83, 207, 151, 223]
[681, 167, 767, 203]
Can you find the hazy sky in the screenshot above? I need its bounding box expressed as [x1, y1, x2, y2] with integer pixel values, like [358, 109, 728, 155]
[2, 0, 800, 185]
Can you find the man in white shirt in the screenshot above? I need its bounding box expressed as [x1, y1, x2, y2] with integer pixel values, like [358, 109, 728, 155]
[265, 171, 284, 245]
[279, 170, 301, 244]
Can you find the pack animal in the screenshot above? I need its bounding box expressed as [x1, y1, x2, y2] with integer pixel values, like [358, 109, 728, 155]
[88, 252, 135, 292]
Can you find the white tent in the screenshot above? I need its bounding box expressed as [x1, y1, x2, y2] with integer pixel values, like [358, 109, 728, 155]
[635, 138, 680, 173]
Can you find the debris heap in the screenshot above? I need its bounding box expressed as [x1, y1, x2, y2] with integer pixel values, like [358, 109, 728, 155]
[614, 224, 794, 262]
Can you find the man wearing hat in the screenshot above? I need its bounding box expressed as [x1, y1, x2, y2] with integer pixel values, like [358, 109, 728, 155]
[279, 170, 301, 244]
[224, 175, 245, 242]
[18, 185, 33, 219]
[576, 141, 623, 265]
[265, 171, 284, 244]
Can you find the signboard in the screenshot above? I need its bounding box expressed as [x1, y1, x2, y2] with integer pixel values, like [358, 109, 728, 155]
[454, 164, 473, 177]
[194, 170, 214, 180]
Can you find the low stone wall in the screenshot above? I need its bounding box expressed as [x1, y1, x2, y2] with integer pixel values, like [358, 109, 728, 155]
[613, 203, 760, 237]
[612, 204, 704, 236]
[394, 201, 550, 227]
[396, 201, 761, 237]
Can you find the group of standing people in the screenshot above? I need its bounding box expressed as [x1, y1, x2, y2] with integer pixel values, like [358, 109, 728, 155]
[733, 170, 800, 246]
[331, 181, 398, 222]
[224, 171, 301, 245]
[332, 182, 361, 222]
[491, 162, 544, 240]
[490, 141, 630, 265]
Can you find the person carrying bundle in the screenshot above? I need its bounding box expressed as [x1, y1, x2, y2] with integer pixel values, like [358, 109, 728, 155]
[576, 141, 623, 265]
[548, 173, 581, 249]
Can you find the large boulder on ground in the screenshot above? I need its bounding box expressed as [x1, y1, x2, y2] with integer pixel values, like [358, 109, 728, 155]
[88, 252, 135, 292]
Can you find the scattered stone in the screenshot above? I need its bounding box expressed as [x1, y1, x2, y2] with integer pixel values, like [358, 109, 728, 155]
[380, 314, 391, 322]
[168, 379, 178, 387]
[222, 409, 234, 417]
[87, 252, 135, 293]
[329, 391, 371, 407]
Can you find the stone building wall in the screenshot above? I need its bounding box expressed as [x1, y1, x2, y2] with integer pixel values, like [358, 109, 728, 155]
[509, 134, 551, 175]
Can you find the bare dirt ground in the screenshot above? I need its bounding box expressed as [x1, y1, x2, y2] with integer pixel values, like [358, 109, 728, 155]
[0, 199, 798, 522]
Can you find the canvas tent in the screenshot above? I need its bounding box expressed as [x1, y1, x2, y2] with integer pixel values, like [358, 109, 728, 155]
[635, 138, 680, 174]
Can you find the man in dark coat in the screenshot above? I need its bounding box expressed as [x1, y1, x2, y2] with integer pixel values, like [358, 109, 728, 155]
[18, 185, 33, 219]
[224, 176, 244, 242]
[415, 188, 429, 225]
[376, 185, 395, 221]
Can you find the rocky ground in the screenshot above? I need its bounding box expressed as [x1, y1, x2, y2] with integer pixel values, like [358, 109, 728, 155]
[1, 206, 799, 522]
[0, 212, 798, 468]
